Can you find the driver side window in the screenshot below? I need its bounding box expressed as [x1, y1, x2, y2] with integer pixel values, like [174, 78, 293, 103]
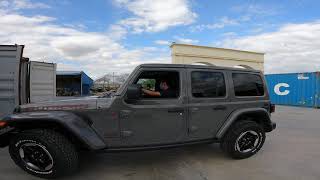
[137, 78, 156, 91]
[134, 71, 180, 99]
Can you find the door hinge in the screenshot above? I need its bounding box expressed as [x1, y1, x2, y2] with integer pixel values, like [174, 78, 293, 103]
[121, 130, 133, 137]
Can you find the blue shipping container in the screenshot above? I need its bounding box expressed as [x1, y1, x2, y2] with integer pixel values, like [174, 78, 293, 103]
[57, 71, 93, 96]
[265, 72, 320, 108]
[81, 72, 93, 95]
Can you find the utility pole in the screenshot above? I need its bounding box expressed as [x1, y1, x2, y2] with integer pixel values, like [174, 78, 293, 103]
[112, 72, 114, 88]
[103, 76, 106, 89]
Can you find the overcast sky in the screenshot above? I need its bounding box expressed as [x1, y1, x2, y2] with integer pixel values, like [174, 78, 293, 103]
[0, 0, 320, 78]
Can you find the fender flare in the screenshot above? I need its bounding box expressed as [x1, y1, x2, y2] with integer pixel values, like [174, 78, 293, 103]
[216, 108, 272, 139]
[2, 111, 107, 150]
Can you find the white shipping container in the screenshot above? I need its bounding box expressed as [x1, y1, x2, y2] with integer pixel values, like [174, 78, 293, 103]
[0, 45, 25, 118]
[0, 45, 56, 118]
[29, 61, 56, 103]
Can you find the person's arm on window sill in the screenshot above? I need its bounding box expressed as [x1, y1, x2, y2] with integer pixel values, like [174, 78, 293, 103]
[142, 88, 161, 97]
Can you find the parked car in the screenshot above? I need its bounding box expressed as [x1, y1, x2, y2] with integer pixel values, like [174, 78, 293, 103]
[0, 64, 276, 178]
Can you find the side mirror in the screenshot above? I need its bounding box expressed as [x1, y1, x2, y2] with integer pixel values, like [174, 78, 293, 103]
[126, 84, 141, 100]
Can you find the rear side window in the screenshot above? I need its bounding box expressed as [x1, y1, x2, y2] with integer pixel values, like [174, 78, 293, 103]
[232, 73, 264, 96]
[191, 71, 226, 98]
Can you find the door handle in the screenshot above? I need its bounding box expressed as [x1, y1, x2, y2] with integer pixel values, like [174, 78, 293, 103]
[191, 107, 199, 112]
[168, 108, 184, 113]
[189, 126, 198, 133]
[212, 105, 227, 111]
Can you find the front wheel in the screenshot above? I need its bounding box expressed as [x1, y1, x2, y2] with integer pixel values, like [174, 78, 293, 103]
[221, 120, 266, 159]
[9, 129, 79, 178]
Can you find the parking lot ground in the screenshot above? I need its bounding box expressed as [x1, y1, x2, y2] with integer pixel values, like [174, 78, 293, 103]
[1, 105, 320, 180]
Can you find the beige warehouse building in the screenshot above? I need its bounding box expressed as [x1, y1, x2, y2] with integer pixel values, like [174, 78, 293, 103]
[171, 43, 264, 71]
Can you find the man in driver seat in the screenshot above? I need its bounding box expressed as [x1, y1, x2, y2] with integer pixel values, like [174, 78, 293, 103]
[142, 79, 176, 98]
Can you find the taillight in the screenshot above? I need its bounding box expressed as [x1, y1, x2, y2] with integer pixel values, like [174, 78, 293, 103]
[270, 104, 275, 113]
[0, 121, 7, 127]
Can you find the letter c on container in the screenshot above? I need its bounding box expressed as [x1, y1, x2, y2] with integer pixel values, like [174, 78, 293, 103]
[274, 83, 290, 96]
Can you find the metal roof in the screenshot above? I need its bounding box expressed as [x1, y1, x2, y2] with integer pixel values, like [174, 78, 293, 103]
[56, 71, 82, 76]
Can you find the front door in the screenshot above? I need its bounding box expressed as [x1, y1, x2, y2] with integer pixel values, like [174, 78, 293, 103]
[187, 69, 232, 140]
[120, 68, 187, 146]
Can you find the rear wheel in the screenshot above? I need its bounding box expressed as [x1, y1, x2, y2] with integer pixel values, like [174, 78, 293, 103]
[221, 120, 265, 159]
[9, 129, 79, 178]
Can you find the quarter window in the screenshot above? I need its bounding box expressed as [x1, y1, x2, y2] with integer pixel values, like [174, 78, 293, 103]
[232, 73, 264, 96]
[191, 71, 226, 98]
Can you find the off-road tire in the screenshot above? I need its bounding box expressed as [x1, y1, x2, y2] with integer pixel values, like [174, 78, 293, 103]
[220, 120, 265, 159]
[9, 129, 79, 179]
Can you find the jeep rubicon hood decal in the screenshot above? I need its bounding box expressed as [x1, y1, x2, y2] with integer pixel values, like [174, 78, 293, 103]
[17, 97, 113, 112]
[20, 104, 90, 112]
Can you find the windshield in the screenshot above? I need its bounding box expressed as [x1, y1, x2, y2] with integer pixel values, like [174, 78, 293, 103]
[115, 67, 139, 96]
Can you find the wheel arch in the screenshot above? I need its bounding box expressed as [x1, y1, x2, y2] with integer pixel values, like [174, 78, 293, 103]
[216, 108, 272, 139]
[1, 111, 106, 150]
[7, 121, 89, 150]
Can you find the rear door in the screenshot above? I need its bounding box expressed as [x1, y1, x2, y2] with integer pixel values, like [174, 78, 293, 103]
[229, 71, 269, 110]
[187, 68, 232, 140]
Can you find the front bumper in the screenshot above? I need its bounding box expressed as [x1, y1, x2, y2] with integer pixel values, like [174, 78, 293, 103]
[0, 127, 14, 148]
[265, 121, 276, 132]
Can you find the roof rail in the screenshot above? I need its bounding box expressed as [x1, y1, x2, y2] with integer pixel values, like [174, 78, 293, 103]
[191, 62, 215, 66]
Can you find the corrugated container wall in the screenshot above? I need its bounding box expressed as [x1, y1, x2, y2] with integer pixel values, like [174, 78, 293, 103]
[0, 45, 57, 118]
[265, 72, 320, 108]
[29, 61, 56, 102]
[0, 45, 25, 118]
[81, 71, 93, 95]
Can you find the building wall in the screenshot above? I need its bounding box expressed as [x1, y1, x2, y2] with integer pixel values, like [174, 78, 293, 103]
[171, 44, 264, 71]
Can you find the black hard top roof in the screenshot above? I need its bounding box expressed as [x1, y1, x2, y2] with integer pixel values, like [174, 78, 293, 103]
[139, 63, 261, 73]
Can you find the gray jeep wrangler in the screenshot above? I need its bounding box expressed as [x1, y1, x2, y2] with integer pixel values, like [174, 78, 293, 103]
[0, 64, 276, 178]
